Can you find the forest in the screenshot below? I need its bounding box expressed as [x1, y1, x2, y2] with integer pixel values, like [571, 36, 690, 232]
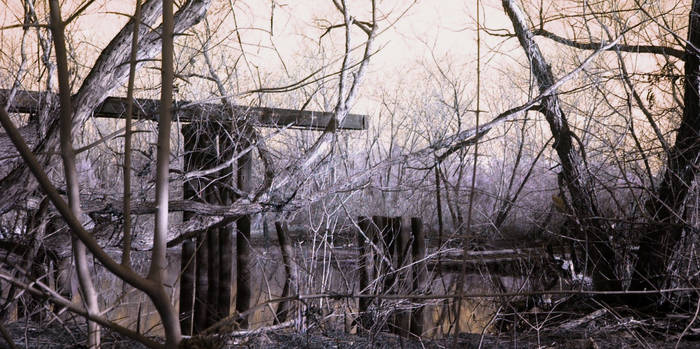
[0, 0, 698, 348]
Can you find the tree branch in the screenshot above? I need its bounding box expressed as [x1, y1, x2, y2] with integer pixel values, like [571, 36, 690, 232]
[533, 28, 685, 60]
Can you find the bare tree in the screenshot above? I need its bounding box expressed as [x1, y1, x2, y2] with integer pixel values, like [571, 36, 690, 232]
[498, 0, 700, 301]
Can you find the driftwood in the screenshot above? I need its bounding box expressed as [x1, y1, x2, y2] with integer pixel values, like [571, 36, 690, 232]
[559, 309, 608, 330]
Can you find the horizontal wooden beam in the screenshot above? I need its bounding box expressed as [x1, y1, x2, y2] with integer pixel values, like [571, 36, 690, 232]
[0, 89, 367, 130]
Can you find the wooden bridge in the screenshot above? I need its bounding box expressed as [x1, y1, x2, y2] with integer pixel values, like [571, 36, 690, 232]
[1, 88, 368, 335]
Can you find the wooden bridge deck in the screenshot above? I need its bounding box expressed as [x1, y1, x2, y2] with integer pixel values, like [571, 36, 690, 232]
[0, 89, 367, 130]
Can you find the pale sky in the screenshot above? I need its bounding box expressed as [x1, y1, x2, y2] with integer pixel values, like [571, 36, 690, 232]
[1, 0, 675, 129]
[0, 0, 516, 117]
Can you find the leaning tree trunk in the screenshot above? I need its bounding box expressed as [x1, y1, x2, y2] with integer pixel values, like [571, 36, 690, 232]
[633, 0, 700, 298]
[502, 0, 618, 291]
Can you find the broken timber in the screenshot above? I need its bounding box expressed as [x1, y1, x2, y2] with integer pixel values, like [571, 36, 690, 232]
[0, 89, 367, 130]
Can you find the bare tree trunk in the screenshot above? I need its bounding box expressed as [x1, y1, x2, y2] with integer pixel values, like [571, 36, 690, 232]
[502, 0, 618, 292]
[634, 0, 700, 298]
[122, 0, 142, 270]
[47, 2, 100, 346]
[148, 0, 182, 345]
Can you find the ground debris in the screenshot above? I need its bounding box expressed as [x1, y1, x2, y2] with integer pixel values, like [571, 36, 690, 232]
[0, 321, 149, 349]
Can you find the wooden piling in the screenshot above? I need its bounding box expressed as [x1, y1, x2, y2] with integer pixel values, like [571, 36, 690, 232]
[394, 217, 411, 336]
[206, 228, 220, 325]
[218, 224, 233, 322]
[356, 216, 374, 331]
[235, 144, 253, 329]
[371, 216, 382, 281]
[193, 233, 208, 334]
[372, 216, 390, 293]
[410, 217, 426, 337]
[183, 123, 215, 334]
[179, 239, 195, 335]
[274, 221, 296, 324]
[236, 214, 252, 329]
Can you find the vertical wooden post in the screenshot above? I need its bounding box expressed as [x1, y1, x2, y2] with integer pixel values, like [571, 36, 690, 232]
[383, 216, 398, 294]
[182, 123, 211, 334]
[395, 216, 410, 276]
[179, 240, 195, 335]
[371, 216, 383, 283]
[372, 216, 389, 293]
[218, 224, 233, 322]
[234, 127, 254, 328]
[410, 217, 426, 337]
[206, 228, 220, 325]
[212, 126, 235, 323]
[236, 214, 251, 328]
[274, 221, 296, 323]
[394, 217, 411, 336]
[193, 233, 208, 334]
[356, 216, 373, 331]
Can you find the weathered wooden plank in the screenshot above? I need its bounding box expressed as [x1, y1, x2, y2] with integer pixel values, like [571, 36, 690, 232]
[0, 89, 367, 130]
